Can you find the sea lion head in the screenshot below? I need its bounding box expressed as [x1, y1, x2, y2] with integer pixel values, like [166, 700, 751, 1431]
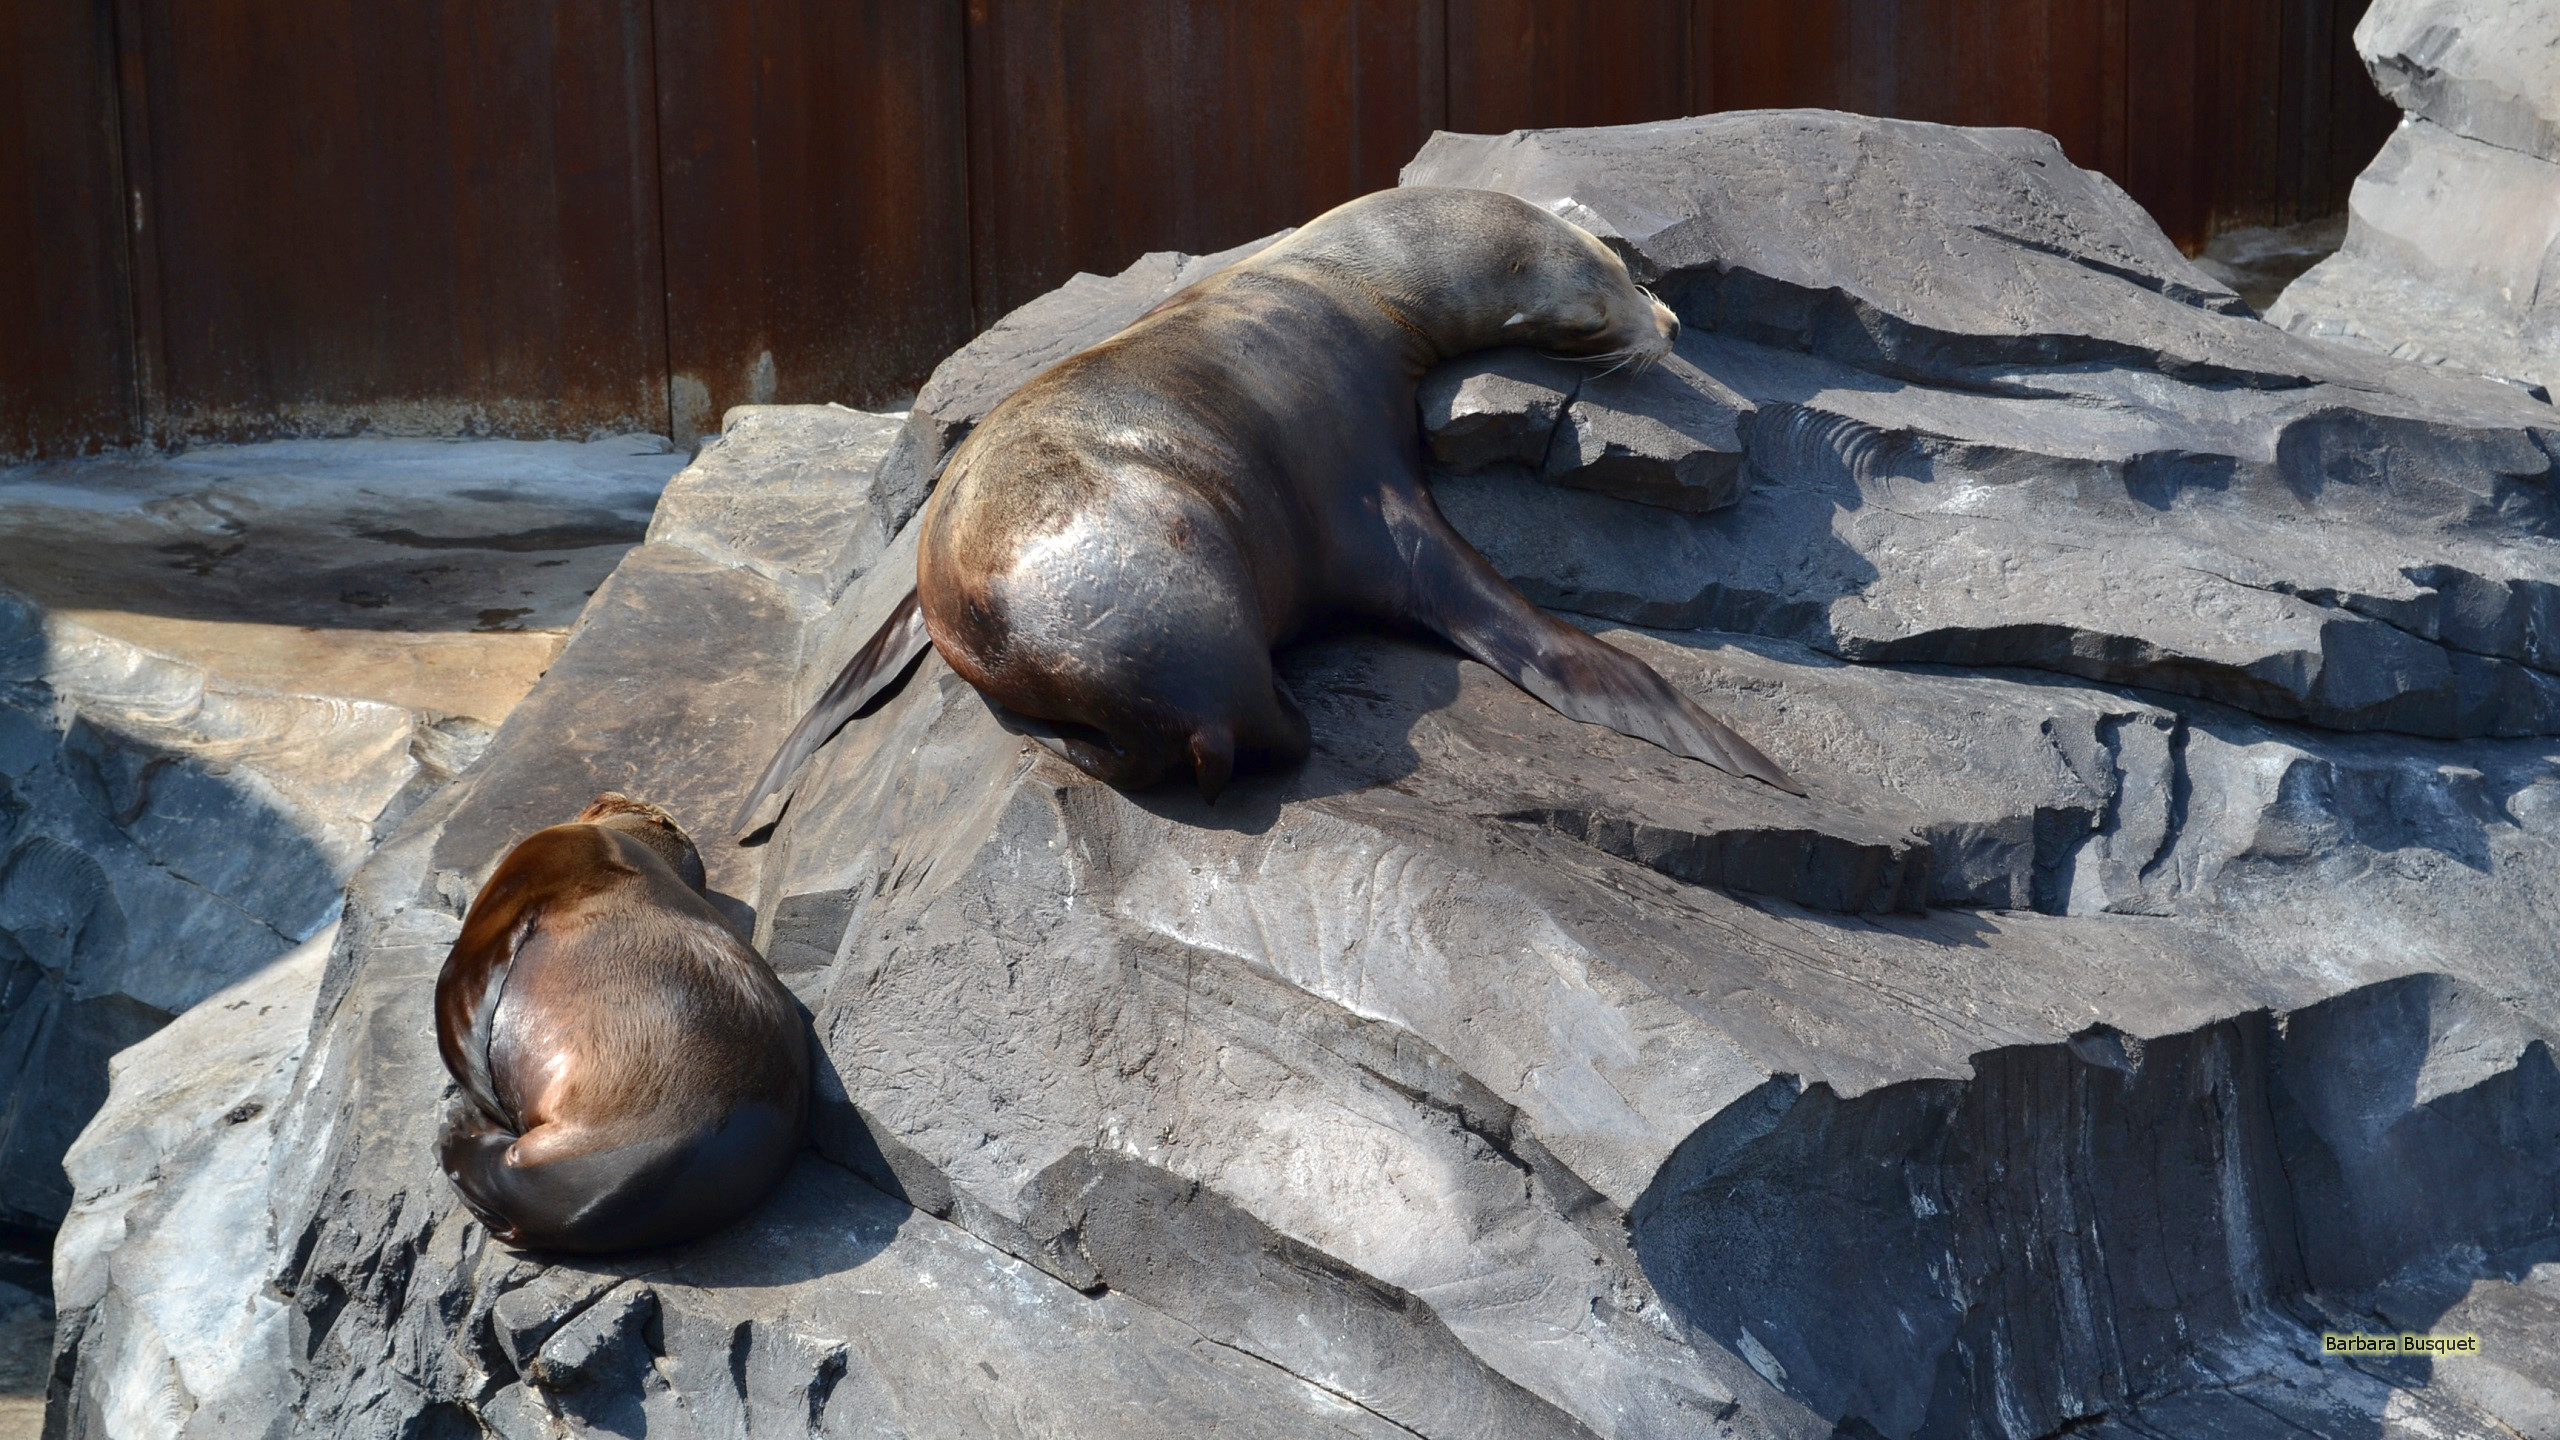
[1485, 201, 1679, 369]
[574, 792, 707, 892]
[1269, 188, 1678, 370]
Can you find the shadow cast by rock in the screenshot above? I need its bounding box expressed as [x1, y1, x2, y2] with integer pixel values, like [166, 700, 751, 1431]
[1630, 971, 2560, 1440]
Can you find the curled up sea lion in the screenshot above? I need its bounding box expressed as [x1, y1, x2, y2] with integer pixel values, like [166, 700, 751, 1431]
[737, 185, 1797, 827]
[435, 794, 808, 1253]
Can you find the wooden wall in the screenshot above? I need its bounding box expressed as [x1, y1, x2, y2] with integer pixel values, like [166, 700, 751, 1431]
[1, 0, 2399, 461]
[1, 0, 135, 460]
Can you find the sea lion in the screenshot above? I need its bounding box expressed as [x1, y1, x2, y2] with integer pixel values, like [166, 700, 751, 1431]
[435, 793, 807, 1253]
[737, 185, 1797, 826]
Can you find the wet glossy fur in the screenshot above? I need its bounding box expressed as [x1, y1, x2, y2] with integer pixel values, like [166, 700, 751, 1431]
[435, 795, 807, 1253]
[739, 186, 1795, 823]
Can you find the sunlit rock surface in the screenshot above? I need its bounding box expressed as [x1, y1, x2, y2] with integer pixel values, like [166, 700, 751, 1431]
[2268, 0, 2560, 397]
[61, 115, 2560, 1439]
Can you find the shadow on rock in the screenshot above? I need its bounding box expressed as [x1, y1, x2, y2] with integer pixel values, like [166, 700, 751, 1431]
[0, 701, 345, 1231]
[1630, 971, 2560, 1440]
[474, 1156, 905, 1440]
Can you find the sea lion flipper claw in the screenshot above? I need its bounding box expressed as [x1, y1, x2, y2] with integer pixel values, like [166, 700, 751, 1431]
[1398, 507, 1803, 795]
[733, 587, 934, 833]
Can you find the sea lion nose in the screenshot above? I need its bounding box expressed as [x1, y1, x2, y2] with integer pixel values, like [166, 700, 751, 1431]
[1653, 298, 1680, 342]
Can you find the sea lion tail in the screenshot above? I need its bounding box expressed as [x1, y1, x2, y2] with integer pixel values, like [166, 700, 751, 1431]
[732, 587, 934, 834]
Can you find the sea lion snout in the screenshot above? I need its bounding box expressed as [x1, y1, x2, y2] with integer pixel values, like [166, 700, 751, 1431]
[1651, 295, 1680, 344]
[574, 790, 706, 892]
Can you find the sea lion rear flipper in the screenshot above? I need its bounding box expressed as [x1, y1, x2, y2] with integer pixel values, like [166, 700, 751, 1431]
[438, 1109, 529, 1243]
[444, 1114, 796, 1254]
[1394, 505, 1804, 795]
[733, 587, 934, 833]
[435, 905, 537, 1124]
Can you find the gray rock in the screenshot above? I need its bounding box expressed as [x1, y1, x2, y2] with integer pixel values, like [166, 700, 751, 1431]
[0, 592, 468, 1231]
[48, 925, 325, 1438]
[57, 121, 2560, 1440]
[1544, 355, 1751, 513]
[1422, 349, 1752, 512]
[1409, 112, 2312, 388]
[1405, 111, 2560, 745]
[2267, 0, 2560, 397]
[2270, 118, 2560, 396]
[646, 402, 907, 606]
[2358, 0, 2560, 163]
[1420, 347, 1580, 472]
[1431, 324, 2560, 743]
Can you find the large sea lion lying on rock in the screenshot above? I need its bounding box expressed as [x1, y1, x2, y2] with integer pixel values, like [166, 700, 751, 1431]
[738, 185, 1797, 826]
[435, 794, 807, 1253]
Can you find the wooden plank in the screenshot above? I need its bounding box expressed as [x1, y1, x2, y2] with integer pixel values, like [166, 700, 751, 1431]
[966, 0, 1444, 325]
[1698, 0, 2135, 208]
[2124, 0, 2207, 249]
[2273, 0, 2396, 223]
[2203, 0, 2284, 235]
[2277, 0, 2336, 221]
[1446, 0, 1691, 134]
[653, 0, 973, 444]
[0, 0, 136, 460]
[1693, 0, 1858, 115]
[8, 0, 2392, 459]
[118, 0, 667, 446]
[1897, 0, 2124, 174]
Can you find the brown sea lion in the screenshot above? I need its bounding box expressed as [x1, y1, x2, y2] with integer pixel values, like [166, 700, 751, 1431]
[736, 186, 1797, 826]
[435, 793, 807, 1253]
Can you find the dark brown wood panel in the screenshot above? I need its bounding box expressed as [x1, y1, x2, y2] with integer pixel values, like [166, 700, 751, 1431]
[0, 0, 2415, 458]
[117, 0, 667, 446]
[966, 0, 1446, 324]
[653, 0, 974, 444]
[2125, 0, 2284, 247]
[1689, 0, 1873, 114]
[1446, 0, 1691, 133]
[1697, 2, 2128, 194]
[2277, 0, 2396, 221]
[1880, 1, 2130, 176]
[0, 0, 135, 461]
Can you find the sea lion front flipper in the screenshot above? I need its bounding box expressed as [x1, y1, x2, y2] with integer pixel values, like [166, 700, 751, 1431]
[1391, 502, 1804, 795]
[733, 587, 934, 833]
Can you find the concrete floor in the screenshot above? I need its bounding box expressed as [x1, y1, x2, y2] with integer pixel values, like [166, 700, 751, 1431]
[2192, 214, 2348, 314]
[0, 434, 686, 723]
[0, 432, 689, 1436]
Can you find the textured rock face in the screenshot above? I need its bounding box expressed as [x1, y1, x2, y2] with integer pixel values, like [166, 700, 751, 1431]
[1410, 112, 2560, 749]
[0, 592, 461, 1233]
[51, 927, 329, 1438]
[1422, 350, 1752, 513]
[57, 114, 2560, 1440]
[2358, 0, 2560, 163]
[2268, 0, 2560, 394]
